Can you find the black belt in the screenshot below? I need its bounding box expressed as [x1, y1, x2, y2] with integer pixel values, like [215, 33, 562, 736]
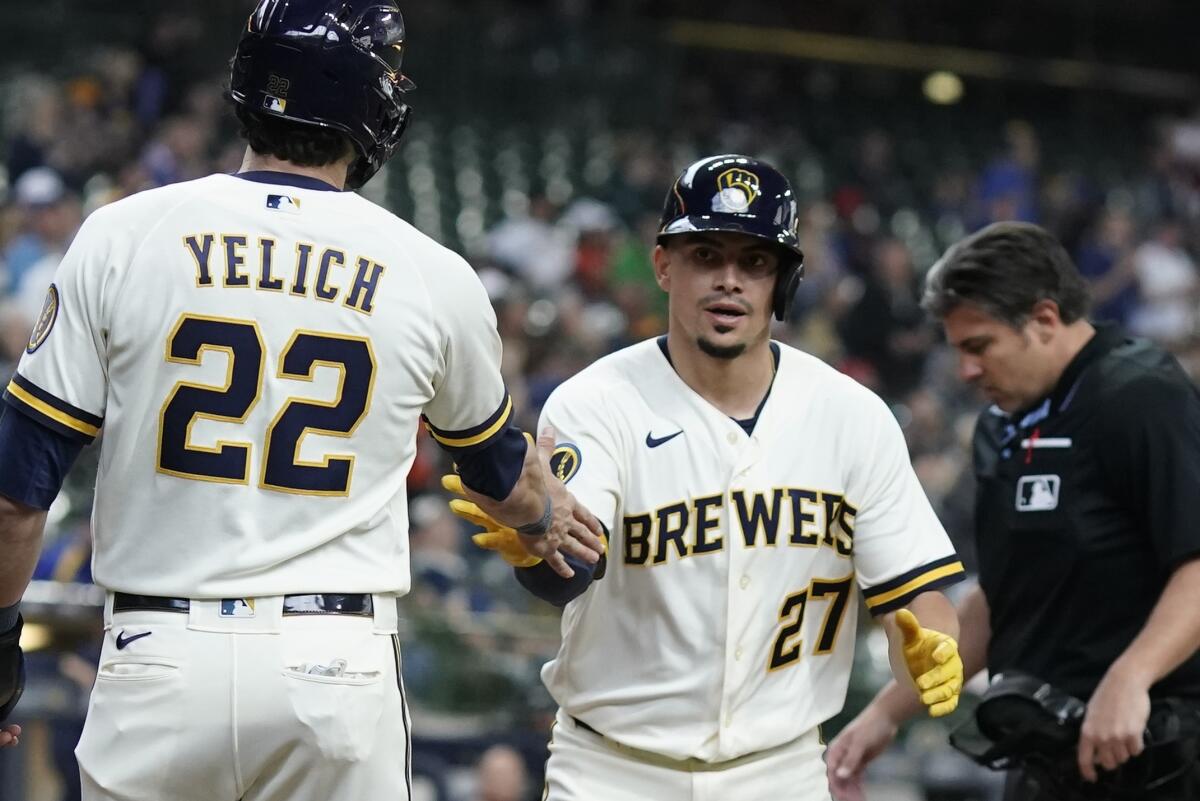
[113, 592, 374, 617]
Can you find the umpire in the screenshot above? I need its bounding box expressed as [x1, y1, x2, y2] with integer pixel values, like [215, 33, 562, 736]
[827, 221, 1200, 801]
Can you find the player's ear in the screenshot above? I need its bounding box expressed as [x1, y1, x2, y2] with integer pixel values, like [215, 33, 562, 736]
[652, 244, 671, 292]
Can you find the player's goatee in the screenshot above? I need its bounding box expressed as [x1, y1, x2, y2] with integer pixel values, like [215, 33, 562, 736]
[697, 337, 745, 359]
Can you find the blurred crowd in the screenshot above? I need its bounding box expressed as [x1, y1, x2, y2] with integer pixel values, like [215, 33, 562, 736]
[3, 9, 1200, 801]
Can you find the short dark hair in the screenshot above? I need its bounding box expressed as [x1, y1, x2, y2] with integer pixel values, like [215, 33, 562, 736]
[921, 221, 1090, 327]
[234, 104, 354, 168]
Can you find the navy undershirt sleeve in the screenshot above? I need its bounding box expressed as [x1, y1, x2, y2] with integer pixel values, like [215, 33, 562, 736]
[453, 425, 527, 500]
[0, 404, 86, 510]
[515, 523, 609, 607]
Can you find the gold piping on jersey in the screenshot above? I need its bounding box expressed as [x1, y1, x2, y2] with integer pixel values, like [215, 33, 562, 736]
[863, 560, 966, 612]
[5, 380, 101, 438]
[256, 236, 285, 291]
[259, 329, 378, 497]
[314, 247, 344, 302]
[343, 257, 386, 315]
[221, 234, 251, 288]
[183, 233, 216, 287]
[155, 314, 265, 485]
[426, 396, 514, 448]
[290, 242, 315, 296]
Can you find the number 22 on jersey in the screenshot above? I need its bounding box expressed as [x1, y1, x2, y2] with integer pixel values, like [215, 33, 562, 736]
[156, 314, 375, 496]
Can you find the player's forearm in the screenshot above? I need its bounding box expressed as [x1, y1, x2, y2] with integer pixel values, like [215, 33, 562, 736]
[462, 437, 550, 530]
[1108, 556, 1200, 688]
[955, 583, 991, 679]
[0, 494, 48, 607]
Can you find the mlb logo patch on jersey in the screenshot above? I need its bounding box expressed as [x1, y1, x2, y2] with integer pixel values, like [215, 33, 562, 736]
[1015, 474, 1060, 512]
[267, 194, 301, 213]
[220, 598, 256, 618]
[27, 283, 59, 354]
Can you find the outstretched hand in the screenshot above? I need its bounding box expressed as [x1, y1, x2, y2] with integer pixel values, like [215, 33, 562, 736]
[896, 608, 963, 717]
[445, 427, 605, 578]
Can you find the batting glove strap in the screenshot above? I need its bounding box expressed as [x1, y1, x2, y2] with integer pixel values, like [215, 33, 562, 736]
[0, 614, 26, 723]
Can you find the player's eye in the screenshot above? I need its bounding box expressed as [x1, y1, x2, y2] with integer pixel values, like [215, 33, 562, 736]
[693, 247, 720, 264]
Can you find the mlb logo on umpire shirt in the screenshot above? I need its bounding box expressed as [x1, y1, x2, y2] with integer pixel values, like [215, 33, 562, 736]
[267, 194, 301, 213]
[1016, 475, 1060, 512]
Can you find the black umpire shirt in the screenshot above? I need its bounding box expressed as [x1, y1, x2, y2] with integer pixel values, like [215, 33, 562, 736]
[973, 323, 1200, 701]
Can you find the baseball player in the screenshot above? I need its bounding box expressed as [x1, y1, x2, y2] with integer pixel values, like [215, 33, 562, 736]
[446, 155, 967, 800]
[0, 2, 601, 799]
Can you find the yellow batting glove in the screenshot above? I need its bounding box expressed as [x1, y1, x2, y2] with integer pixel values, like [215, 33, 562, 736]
[895, 608, 963, 718]
[441, 475, 542, 568]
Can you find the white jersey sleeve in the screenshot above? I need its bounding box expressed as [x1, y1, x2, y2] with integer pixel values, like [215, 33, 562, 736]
[418, 254, 512, 451]
[6, 210, 118, 442]
[845, 390, 962, 615]
[538, 377, 624, 532]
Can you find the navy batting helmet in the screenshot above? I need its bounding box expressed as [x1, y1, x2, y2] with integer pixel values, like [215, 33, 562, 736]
[657, 155, 804, 321]
[230, 0, 416, 189]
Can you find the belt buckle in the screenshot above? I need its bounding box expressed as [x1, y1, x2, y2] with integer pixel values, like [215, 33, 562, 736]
[220, 598, 256, 618]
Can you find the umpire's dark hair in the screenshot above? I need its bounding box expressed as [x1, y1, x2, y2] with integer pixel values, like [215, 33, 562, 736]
[234, 104, 353, 168]
[922, 221, 1091, 327]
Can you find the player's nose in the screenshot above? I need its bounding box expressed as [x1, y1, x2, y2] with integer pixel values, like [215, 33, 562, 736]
[958, 354, 984, 383]
[712, 259, 743, 293]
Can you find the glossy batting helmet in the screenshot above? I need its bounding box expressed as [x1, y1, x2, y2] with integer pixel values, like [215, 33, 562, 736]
[230, 0, 416, 189]
[657, 154, 804, 320]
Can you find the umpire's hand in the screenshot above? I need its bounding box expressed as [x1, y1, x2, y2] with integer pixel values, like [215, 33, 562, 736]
[1076, 663, 1150, 782]
[0, 614, 25, 748]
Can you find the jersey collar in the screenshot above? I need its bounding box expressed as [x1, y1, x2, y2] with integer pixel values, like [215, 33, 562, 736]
[655, 336, 780, 434]
[233, 170, 343, 192]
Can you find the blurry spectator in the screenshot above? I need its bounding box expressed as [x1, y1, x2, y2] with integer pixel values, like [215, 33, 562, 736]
[847, 128, 909, 217]
[836, 237, 932, 399]
[1075, 206, 1139, 326]
[140, 115, 214, 186]
[4, 78, 63, 182]
[486, 194, 573, 291]
[559, 197, 621, 297]
[976, 119, 1040, 226]
[3, 168, 81, 302]
[470, 744, 529, 801]
[409, 495, 471, 614]
[1129, 217, 1199, 347]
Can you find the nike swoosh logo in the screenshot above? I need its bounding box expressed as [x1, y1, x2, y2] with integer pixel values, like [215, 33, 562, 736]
[645, 430, 683, 448]
[115, 630, 152, 650]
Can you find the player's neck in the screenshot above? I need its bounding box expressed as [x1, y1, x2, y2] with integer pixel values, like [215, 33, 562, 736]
[237, 149, 350, 191]
[665, 331, 775, 420]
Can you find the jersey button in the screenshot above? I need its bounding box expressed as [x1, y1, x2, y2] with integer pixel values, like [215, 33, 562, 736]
[739, 575, 750, 589]
[735, 646, 744, 660]
[727, 432, 738, 445]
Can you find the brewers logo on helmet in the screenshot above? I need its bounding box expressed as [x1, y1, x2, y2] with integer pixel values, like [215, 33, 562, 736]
[658, 154, 804, 320]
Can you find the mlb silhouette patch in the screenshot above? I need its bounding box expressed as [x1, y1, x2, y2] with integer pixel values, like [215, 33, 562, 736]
[263, 95, 287, 113]
[220, 598, 256, 618]
[267, 194, 301, 213]
[1015, 475, 1060, 512]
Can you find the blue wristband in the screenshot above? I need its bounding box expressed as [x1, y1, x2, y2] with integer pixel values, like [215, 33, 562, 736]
[0, 603, 19, 634]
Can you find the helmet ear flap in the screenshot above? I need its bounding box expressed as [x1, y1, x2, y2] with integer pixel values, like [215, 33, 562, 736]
[772, 260, 804, 321]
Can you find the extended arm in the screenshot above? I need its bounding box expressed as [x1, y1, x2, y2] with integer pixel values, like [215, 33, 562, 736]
[1076, 556, 1200, 781]
[828, 585, 989, 800]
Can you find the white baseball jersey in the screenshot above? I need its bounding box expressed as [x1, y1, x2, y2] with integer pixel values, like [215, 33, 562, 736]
[539, 337, 963, 763]
[7, 172, 512, 597]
